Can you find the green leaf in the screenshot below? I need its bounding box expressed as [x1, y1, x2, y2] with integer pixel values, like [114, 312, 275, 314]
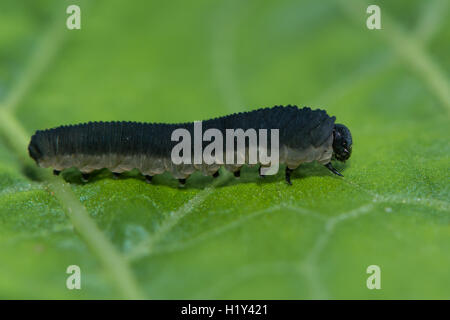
[0, 0, 448, 299]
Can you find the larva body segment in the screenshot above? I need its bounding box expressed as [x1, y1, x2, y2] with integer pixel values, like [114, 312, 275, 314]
[28, 106, 347, 183]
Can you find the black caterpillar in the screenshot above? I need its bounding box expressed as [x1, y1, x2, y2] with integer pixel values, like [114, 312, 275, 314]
[28, 105, 352, 185]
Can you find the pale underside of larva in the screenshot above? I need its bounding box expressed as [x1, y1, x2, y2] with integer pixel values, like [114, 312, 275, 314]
[36, 135, 333, 179]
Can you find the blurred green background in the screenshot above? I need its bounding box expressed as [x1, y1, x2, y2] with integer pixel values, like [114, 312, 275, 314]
[0, 0, 448, 299]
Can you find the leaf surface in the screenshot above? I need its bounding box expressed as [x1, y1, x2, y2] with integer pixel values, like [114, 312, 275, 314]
[0, 0, 448, 299]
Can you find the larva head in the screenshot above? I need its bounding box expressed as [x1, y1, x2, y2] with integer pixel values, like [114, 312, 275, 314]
[332, 124, 352, 162]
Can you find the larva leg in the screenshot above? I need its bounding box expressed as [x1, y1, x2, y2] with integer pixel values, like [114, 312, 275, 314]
[213, 171, 220, 178]
[324, 162, 343, 177]
[113, 172, 121, 179]
[81, 173, 90, 183]
[53, 170, 61, 176]
[145, 175, 153, 184]
[234, 170, 240, 178]
[178, 178, 186, 186]
[285, 167, 293, 185]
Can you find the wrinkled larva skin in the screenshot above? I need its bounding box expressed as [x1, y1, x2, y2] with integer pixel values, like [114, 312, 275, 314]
[28, 105, 352, 184]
